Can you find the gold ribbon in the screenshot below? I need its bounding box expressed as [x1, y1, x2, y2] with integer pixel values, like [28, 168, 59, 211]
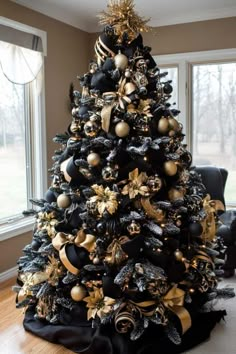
[59, 245, 80, 275]
[129, 299, 157, 317]
[141, 197, 165, 223]
[101, 92, 117, 132]
[52, 230, 95, 274]
[162, 286, 191, 334]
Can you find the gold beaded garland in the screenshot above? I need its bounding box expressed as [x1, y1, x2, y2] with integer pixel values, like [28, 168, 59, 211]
[70, 285, 87, 302]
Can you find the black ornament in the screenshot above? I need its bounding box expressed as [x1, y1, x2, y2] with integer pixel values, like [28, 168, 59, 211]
[189, 222, 203, 237]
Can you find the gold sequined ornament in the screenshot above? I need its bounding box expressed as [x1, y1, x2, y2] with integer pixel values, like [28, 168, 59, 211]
[71, 285, 87, 302]
[115, 121, 130, 137]
[87, 152, 101, 166]
[57, 194, 71, 208]
[163, 161, 177, 176]
[147, 175, 162, 193]
[114, 51, 128, 71]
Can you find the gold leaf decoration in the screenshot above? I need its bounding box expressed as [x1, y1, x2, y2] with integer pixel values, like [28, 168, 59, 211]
[90, 184, 118, 216]
[122, 168, 149, 199]
[98, 0, 150, 42]
[83, 287, 116, 320]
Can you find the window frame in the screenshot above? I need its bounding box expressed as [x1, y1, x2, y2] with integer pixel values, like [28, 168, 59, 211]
[154, 48, 236, 207]
[0, 18, 47, 240]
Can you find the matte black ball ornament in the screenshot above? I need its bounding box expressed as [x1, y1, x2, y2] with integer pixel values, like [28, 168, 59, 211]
[189, 222, 203, 237]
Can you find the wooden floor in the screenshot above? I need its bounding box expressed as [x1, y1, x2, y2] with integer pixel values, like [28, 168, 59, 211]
[0, 278, 73, 354]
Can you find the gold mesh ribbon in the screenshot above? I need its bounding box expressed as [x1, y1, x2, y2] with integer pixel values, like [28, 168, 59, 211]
[162, 286, 191, 334]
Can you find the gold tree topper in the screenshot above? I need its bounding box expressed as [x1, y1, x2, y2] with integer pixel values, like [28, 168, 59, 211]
[98, 0, 150, 42]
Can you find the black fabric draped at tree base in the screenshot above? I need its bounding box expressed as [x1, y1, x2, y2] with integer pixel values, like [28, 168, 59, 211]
[15, 1, 234, 353]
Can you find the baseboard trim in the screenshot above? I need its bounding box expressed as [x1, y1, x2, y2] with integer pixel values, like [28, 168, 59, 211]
[0, 266, 18, 283]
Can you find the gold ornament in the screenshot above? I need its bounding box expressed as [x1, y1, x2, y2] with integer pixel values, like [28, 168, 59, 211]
[168, 188, 185, 201]
[97, 0, 150, 43]
[57, 194, 71, 208]
[127, 220, 141, 235]
[158, 117, 169, 134]
[84, 120, 100, 137]
[87, 152, 101, 166]
[174, 249, 184, 261]
[70, 120, 81, 133]
[163, 161, 177, 176]
[93, 256, 100, 264]
[115, 121, 130, 137]
[168, 117, 180, 131]
[114, 51, 128, 71]
[71, 285, 87, 302]
[147, 175, 162, 193]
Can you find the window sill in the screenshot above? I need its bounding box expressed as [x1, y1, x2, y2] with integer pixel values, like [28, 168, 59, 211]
[0, 216, 34, 241]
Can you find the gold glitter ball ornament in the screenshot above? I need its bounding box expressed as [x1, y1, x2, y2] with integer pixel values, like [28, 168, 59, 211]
[71, 285, 87, 302]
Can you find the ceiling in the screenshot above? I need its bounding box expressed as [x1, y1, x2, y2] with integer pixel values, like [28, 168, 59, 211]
[12, 0, 236, 33]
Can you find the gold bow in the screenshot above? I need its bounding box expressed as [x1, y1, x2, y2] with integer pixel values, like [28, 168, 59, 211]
[162, 286, 191, 334]
[201, 195, 224, 241]
[52, 230, 96, 274]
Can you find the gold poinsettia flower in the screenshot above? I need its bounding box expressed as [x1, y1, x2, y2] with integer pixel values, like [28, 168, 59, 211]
[83, 287, 116, 320]
[90, 184, 118, 216]
[122, 168, 149, 199]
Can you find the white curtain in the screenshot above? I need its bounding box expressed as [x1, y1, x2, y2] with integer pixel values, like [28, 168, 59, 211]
[0, 40, 43, 85]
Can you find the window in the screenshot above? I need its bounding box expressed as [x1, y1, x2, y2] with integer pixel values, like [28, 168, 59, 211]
[0, 18, 47, 239]
[154, 49, 236, 206]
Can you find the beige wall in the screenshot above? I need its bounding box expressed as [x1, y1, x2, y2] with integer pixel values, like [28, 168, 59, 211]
[0, 1, 235, 274]
[88, 17, 236, 58]
[0, 0, 89, 273]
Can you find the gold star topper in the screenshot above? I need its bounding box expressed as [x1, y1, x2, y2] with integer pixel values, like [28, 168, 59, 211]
[97, 0, 150, 42]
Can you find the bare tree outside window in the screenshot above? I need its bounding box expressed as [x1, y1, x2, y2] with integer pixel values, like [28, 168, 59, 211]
[0, 68, 27, 220]
[192, 63, 236, 204]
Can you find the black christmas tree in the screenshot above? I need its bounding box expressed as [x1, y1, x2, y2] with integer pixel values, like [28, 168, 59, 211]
[14, 1, 234, 353]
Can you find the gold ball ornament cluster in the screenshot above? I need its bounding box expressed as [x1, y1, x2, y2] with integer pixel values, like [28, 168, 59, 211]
[70, 285, 87, 302]
[157, 116, 181, 136]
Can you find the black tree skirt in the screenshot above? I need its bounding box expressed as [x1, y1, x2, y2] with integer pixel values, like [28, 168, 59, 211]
[23, 306, 226, 354]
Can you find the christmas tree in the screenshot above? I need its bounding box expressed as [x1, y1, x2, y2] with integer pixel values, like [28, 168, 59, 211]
[15, 1, 234, 353]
